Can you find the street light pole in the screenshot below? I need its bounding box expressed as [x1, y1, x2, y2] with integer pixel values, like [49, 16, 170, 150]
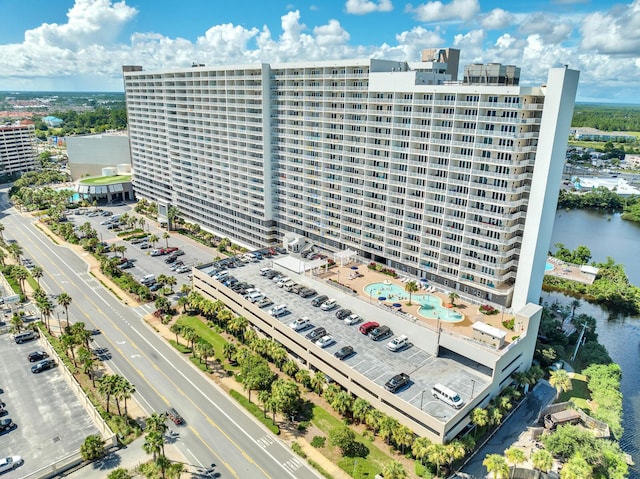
[471, 379, 476, 399]
[421, 390, 426, 409]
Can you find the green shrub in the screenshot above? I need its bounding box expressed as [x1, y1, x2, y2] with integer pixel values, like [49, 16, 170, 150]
[291, 442, 307, 458]
[311, 435, 326, 448]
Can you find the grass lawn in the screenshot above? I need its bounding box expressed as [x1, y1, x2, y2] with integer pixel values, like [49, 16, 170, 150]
[311, 406, 390, 478]
[176, 314, 230, 364]
[79, 175, 131, 185]
[560, 373, 591, 408]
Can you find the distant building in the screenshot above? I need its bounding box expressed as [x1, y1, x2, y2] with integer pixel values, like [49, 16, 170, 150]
[0, 121, 38, 175]
[42, 116, 63, 128]
[572, 127, 635, 143]
[66, 132, 131, 180]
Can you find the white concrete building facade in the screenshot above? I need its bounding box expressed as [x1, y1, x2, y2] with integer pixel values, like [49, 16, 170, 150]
[123, 52, 579, 309]
[0, 122, 38, 175]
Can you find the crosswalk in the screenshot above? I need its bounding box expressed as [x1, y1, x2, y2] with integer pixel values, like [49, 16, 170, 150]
[255, 435, 303, 473]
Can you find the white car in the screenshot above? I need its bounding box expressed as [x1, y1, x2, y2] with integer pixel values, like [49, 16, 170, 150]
[176, 265, 190, 274]
[289, 317, 312, 332]
[320, 299, 337, 311]
[344, 314, 362, 325]
[387, 334, 410, 352]
[0, 456, 23, 474]
[315, 335, 336, 348]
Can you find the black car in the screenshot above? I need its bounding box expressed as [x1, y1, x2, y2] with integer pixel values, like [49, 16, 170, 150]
[334, 346, 355, 360]
[149, 283, 162, 292]
[335, 309, 352, 320]
[119, 261, 134, 269]
[174, 250, 185, 256]
[0, 418, 15, 432]
[385, 373, 410, 393]
[299, 288, 317, 298]
[164, 256, 178, 264]
[27, 351, 48, 362]
[31, 358, 56, 373]
[311, 295, 329, 307]
[265, 270, 279, 279]
[369, 325, 393, 341]
[305, 327, 327, 342]
[166, 407, 184, 425]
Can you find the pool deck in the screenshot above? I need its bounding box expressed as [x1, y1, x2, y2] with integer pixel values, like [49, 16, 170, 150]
[545, 256, 597, 285]
[318, 263, 518, 344]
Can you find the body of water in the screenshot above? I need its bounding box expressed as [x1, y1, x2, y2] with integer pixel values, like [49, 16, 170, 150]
[551, 209, 640, 285]
[549, 209, 640, 477]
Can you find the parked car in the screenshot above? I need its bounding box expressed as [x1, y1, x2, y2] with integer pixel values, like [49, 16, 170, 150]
[256, 297, 274, 308]
[27, 351, 49, 362]
[359, 321, 379, 335]
[334, 345, 355, 360]
[335, 309, 352, 320]
[385, 373, 410, 393]
[320, 299, 338, 311]
[31, 358, 56, 373]
[299, 288, 317, 298]
[305, 327, 327, 342]
[387, 335, 410, 352]
[140, 243, 152, 249]
[311, 295, 329, 307]
[176, 265, 190, 274]
[369, 325, 393, 341]
[344, 314, 362, 325]
[0, 455, 22, 473]
[315, 335, 336, 348]
[119, 261, 134, 269]
[0, 419, 15, 432]
[173, 249, 185, 256]
[149, 283, 162, 292]
[289, 317, 312, 332]
[166, 407, 184, 425]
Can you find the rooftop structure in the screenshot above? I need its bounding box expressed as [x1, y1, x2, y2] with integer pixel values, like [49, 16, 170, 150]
[122, 50, 579, 311]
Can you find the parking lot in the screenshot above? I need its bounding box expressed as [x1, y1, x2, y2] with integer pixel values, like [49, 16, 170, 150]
[0, 333, 100, 478]
[200, 257, 492, 423]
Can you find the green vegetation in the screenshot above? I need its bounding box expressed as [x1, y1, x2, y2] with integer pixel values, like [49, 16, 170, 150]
[571, 103, 640, 134]
[34, 105, 127, 139]
[583, 363, 623, 438]
[79, 175, 131, 185]
[229, 390, 280, 434]
[545, 245, 640, 315]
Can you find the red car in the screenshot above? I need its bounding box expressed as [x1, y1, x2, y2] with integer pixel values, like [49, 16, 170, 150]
[166, 408, 184, 425]
[359, 321, 379, 335]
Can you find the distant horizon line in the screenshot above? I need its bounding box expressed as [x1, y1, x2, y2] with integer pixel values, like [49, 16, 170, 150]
[1, 90, 639, 106]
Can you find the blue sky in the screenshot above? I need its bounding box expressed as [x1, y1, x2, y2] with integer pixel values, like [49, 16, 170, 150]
[0, 0, 638, 103]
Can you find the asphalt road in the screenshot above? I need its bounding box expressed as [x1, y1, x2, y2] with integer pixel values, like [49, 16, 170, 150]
[0, 190, 319, 479]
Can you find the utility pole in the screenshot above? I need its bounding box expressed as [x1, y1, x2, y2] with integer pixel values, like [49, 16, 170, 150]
[571, 321, 588, 361]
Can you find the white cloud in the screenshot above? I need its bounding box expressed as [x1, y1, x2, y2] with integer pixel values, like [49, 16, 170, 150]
[481, 8, 514, 30]
[580, 0, 640, 55]
[313, 20, 351, 46]
[519, 13, 573, 44]
[407, 0, 480, 22]
[345, 0, 393, 15]
[24, 0, 137, 49]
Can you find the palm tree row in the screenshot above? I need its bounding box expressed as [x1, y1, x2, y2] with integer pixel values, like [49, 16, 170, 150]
[98, 374, 136, 416]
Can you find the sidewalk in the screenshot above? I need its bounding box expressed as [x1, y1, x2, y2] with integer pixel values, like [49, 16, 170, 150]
[64, 435, 187, 478]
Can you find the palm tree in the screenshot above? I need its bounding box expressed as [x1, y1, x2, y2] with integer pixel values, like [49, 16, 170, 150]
[228, 315, 248, 340]
[57, 292, 73, 323]
[107, 468, 132, 479]
[13, 266, 28, 296]
[310, 371, 327, 395]
[446, 440, 467, 472]
[448, 291, 459, 306]
[223, 342, 237, 362]
[148, 234, 159, 248]
[379, 414, 399, 445]
[78, 347, 97, 386]
[31, 265, 44, 286]
[39, 298, 54, 333]
[165, 275, 177, 293]
[392, 425, 414, 454]
[116, 376, 136, 416]
[170, 323, 183, 345]
[196, 340, 215, 370]
[98, 374, 119, 414]
[405, 280, 419, 305]
[381, 461, 408, 479]
[162, 232, 170, 248]
[412, 436, 431, 465]
[365, 409, 384, 436]
[10, 313, 24, 333]
[146, 412, 169, 435]
[488, 406, 503, 426]
[561, 454, 593, 479]
[427, 443, 450, 477]
[182, 326, 199, 357]
[570, 298, 581, 318]
[483, 453, 510, 479]
[549, 369, 572, 399]
[80, 434, 106, 461]
[216, 308, 233, 331]
[143, 430, 165, 460]
[531, 449, 553, 476]
[471, 407, 489, 436]
[504, 447, 526, 478]
[330, 390, 353, 417]
[352, 398, 371, 425]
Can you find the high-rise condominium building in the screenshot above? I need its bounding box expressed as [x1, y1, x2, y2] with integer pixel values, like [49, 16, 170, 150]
[0, 121, 38, 175]
[123, 50, 579, 310]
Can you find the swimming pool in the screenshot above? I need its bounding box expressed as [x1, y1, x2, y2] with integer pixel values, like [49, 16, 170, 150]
[364, 282, 464, 322]
[545, 262, 554, 272]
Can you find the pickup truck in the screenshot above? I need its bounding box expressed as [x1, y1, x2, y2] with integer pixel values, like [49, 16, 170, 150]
[385, 373, 410, 393]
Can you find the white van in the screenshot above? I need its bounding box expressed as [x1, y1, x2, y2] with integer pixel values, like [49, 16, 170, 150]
[141, 274, 155, 285]
[276, 277, 291, 287]
[282, 280, 297, 291]
[431, 383, 464, 409]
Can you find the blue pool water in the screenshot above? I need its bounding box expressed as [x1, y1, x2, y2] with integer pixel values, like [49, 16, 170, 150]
[364, 282, 464, 322]
[545, 262, 554, 271]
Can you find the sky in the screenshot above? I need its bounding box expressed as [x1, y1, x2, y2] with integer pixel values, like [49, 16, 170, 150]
[0, 0, 638, 103]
